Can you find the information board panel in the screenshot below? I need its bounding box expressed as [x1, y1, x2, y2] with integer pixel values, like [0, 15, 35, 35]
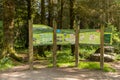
[33, 25, 112, 46]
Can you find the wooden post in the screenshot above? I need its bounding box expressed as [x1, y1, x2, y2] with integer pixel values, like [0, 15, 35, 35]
[75, 20, 80, 67]
[100, 25, 104, 70]
[53, 19, 57, 67]
[29, 19, 33, 70]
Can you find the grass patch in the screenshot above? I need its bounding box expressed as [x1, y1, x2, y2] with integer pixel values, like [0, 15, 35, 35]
[0, 57, 24, 71]
[48, 61, 116, 72]
[47, 62, 74, 68]
[46, 46, 115, 72]
[0, 57, 13, 71]
[47, 48, 74, 64]
[115, 54, 120, 60]
[78, 62, 116, 72]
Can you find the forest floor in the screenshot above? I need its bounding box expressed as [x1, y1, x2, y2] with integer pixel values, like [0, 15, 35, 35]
[0, 60, 120, 80]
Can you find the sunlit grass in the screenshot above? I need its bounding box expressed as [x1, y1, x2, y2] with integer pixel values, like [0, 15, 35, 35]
[78, 62, 116, 72]
[48, 61, 116, 72]
[48, 62, 74, 68]
[115, 54, 120, 60]
[46, 46, 115, 72]
[0, 57, 13, 71]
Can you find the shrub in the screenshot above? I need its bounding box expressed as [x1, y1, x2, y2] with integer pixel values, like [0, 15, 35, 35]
[0, 57, 13, 70]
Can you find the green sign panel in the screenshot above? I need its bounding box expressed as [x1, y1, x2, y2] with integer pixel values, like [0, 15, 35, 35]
[33, 25, 112, 46]
[104, 33, 112, 44]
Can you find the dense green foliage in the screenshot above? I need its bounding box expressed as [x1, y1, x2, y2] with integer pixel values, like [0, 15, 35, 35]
[113, 33, 120, 54]
[0, 0, 120, 71]
[0, 57, 13, 70]
[47, 46, 115, 72]
[1, 0, 120, 49]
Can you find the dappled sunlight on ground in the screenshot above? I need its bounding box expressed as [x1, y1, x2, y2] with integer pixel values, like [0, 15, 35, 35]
[0, 67, 120, 80]
[55, 78, 79, 80]
[0, 61, 120, 80]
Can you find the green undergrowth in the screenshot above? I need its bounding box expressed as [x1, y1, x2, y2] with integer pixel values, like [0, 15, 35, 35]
[78, 62, 116, 72]
[48, 61, 116, 72]
[0, 56, 23, 71]
[115, 54, 120, 60]
[0, 57, 13, 71]
[46, 46, 115, 72]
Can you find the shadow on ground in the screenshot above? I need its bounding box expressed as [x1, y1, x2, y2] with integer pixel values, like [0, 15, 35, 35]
[0, 66, 120, 80]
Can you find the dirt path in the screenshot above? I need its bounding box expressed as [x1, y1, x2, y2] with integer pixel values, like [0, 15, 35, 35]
[0, 61, 120, 80]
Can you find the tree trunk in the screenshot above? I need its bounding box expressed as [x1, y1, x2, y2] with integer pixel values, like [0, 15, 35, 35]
[41, 0, 46, 24]
[70, 0, 75, 29]
[48, 0, 53, 27]
[70, 0, 76, 56]
[57, 0, 63, 29]
[57, 0, 64, 51]
[2, 0, 21, 61]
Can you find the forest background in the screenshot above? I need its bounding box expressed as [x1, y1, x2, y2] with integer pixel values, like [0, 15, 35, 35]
[0, 0, 120, 71]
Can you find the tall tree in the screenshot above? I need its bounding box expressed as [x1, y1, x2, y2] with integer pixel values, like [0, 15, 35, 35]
[0, 0, 2, 20]
[2, 0, 21, 60]
[57, 0, 63, 29]
[48, 0, 53, 27]
[57, 0, 64, 50]
[41, 0, 46, 24]
[70, 0, 76, 55]
[3, 0, 15, 55]
[70, 0, 75, 29]
[12, 0, 29, 49]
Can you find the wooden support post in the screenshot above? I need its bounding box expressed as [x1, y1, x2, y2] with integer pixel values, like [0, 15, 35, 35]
[75, 20, 80, 67]
[29, 19, 33, 70]
[53, 19, 57, 67]
[100, 25, 104, 70]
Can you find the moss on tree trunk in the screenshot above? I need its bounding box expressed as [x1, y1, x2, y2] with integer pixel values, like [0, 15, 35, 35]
[2, 0, 22, 61]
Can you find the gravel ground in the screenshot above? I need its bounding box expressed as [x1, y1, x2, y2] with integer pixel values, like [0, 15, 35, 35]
[0, 62, 120, 80]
